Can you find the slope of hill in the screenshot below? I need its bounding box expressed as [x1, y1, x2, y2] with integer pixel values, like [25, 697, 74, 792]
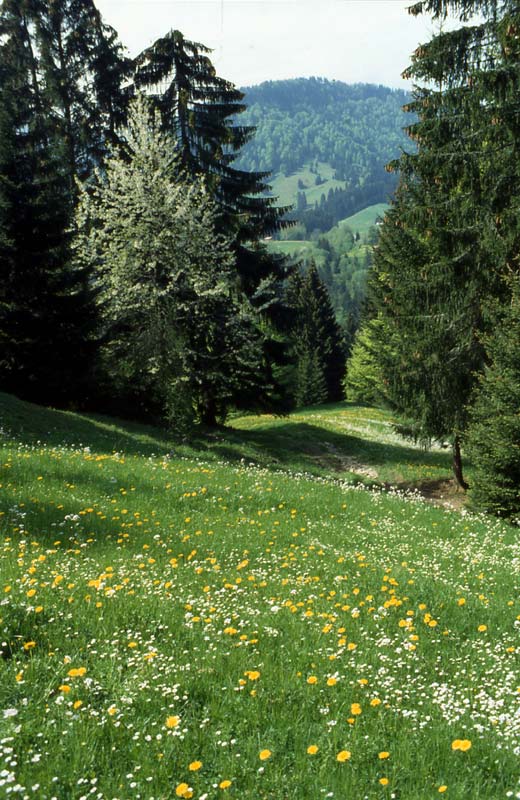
[238, 78, 411, 228]
[267, 204, 386, 329]
[1, 392, 518, 799]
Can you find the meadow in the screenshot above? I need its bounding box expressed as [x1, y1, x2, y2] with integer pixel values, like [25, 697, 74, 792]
[0, 393, 519, 800]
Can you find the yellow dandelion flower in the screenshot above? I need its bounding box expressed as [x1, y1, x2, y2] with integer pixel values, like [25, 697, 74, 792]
[259, 749, 272, 760]
[379, 777, 389, 786]
[175, 783, 193, 798]
[438, 787, 448, 794]
[58, 684, 71, 693]
[350, 703, 362, 715]
[188, 761, 202, 772]
[378, 751, 390, 759]
[336, 750, 351, 762]
[166, 715, 180, 729]
[478, 624, 487, 632]
[23, 641, 36, 651]
[67, 667, 87, 678]
[73, 700, 83, 709]
[370, 698, 382, 707]
[107, 705, 117, 716]
[307, 745, 319, 755]
[219, 780, 232, 789]
[307, 675, 318, 685]
[457, 598, 465, 606]
[327, 677, 337, 686]
[451, 739, 471, 751]
[245, 670, 260, 681]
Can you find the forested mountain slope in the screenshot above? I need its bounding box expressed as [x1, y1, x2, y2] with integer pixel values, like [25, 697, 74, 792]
[238, 78, 411, 228]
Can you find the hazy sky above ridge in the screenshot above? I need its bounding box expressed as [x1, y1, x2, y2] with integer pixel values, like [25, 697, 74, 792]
[95, 0, 443, 90]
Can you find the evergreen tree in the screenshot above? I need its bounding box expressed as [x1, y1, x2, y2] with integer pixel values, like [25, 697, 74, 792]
[344, 318, 388, 405]
[131, 30, 290, 308]
[368, 0, 520, 487]
[0, 2, 96, 403]
[287, 264, 345, 407]
[466, 287, 520, 518]
[74, 97, 269, 427]
[34, 0, 129, 184]
[0, 0, 129, 403]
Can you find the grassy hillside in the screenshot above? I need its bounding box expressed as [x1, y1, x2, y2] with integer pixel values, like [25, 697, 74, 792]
[268, 161, 346, 210]
[339, 203, 389, 236]
[1, 393, 518, 799]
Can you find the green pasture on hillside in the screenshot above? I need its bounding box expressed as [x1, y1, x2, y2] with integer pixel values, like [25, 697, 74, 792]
[268, 162, 345, 209]
[0, 393, 518, 800]
[338, 203, 389, 236]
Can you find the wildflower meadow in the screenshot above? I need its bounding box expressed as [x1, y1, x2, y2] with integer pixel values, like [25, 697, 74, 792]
[0, 394, 519, 799]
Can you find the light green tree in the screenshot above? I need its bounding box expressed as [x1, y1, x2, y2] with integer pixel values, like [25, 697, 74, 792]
[74, 95, 262, 426]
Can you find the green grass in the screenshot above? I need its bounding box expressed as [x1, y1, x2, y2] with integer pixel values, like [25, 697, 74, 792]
[338, 203, 389, 236]
[1, 393, 519, 800]
[269, 161, 346, 209]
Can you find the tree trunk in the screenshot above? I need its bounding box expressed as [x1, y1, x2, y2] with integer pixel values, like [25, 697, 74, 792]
[200, 394, 218, 427]
[452, 434, 468, 490]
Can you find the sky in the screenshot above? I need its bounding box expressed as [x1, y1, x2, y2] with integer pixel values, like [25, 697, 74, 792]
[95, 0, 443, 90]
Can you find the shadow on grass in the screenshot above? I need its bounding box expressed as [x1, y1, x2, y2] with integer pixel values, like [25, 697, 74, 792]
[1, 393, 453, 488]
[192, 421, 452, 482]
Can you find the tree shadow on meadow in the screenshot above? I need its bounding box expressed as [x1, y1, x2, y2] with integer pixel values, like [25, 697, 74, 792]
[1, 393, 455, 494]
[194, 420, 453, 484]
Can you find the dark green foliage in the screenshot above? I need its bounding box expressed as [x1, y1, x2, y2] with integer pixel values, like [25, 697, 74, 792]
[35, 0, 129, 184]
[131, 31, 290, 297]
[0, 1, 99, 404]
[287, 264, 345, 407]
[466, 291, 520, 518]
[0, 0, 129, 405]
[368, 0, 520, 489]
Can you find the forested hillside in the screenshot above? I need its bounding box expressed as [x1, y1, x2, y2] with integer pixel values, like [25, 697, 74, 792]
[238, 78, 411, 228]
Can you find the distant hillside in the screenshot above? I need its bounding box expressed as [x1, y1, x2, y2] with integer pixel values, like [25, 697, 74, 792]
[267, 204, 386, 334]
[238, 78, 412, 229]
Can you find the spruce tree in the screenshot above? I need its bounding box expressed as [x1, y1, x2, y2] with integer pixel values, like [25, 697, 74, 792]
[368, 0, 520, 487]
[0, 0, 129, 403]
[0, 2, 96, 403]
[466, 287, 520, 518]
[344, 318, 388, 405]
[130, 29, 294, 410]
[131, 30, 291, 308]
[287, 264, 345, 408]
[34, 0, 129, 184]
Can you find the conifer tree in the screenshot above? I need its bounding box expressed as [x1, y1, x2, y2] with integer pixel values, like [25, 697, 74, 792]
[368, 0, 520, 487]
[0, 0, 129, 403]
[287, 264, 345, 408]
[131, 30, 291, 310]
[344, 318, 388, 405]
[34, 0, 129, 184]
[130, 30, 294, 410]
[466, 286, 520, 518]
[0, 2, 96, 402]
